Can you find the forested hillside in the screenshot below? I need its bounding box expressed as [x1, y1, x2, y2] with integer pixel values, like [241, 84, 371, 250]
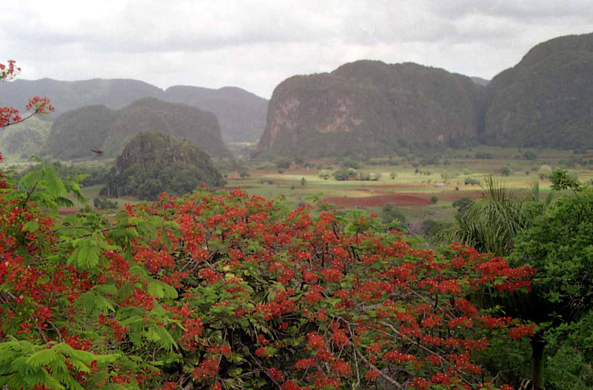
[258, 60, 485, 157]
[482, 33, 593, 149]
[42, 98, 230, 159]
[0, 79, 267, 144]
[102, 131, 225, 200]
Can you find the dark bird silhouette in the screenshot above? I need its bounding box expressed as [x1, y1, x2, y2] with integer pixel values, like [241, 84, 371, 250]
[91, 148, 103, 155]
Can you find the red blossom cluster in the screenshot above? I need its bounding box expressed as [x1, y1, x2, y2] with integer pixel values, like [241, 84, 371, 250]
[0, 177, 538, 389]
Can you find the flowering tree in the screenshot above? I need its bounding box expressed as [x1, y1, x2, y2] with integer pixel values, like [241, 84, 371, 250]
[0, 176, 538, 389]
[0, 60, 54, 129]
[0, 62, 537, 390]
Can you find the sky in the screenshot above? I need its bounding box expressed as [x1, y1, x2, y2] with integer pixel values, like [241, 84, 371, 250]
[1, 0, 592, 99]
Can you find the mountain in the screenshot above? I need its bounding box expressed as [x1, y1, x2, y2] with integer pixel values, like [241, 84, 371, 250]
[102, 131, 225, 200]
[0, 78, 267, 144]
[482, 33, 593, 149]
[258, 60, 485, 157]
[0, 116, 52, 158]
[471, 77, 490, 86]
[0, 78, 163, 115]
[165, 86, 268, 143]
[42, 98, 230, 159]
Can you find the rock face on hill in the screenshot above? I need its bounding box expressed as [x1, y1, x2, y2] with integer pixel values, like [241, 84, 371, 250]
[165, 86, 268, 143]
[0, 79, 267, 144]
[43, 98, 230, 159]
[482, 33, 593, 149]
[258, 60, 485, 157]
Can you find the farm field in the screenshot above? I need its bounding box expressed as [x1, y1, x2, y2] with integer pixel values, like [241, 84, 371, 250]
[225, 146, 593, 227]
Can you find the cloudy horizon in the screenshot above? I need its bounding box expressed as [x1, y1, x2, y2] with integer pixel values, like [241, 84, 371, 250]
[1, 0, 592, 99]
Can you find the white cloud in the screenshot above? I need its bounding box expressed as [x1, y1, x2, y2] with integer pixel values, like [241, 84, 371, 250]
[1, 0, 592, 98]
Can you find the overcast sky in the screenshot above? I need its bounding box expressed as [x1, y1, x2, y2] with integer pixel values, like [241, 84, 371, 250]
[1, 0, 592, 98]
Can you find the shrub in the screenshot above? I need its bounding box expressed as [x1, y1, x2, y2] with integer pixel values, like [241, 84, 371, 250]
[539, 165, 553, 180]
[300, 177, 307, 186]
[381, 203, 406, 226]
[390, 172, 397, 179]
[523, 150, 538, 160]
[430, 195, 439, 204]
[318, 170, 331, 180]
[501, 166, 512, 176]
[93, 197, 118, 210]
[332, 168, 358, 181]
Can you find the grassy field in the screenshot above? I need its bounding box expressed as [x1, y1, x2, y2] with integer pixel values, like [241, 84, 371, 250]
[223, 146, 593, 229]
[34, 145, 591, 228]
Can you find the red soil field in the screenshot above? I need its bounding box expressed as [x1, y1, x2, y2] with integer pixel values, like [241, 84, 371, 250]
[321, 194, 431, 208]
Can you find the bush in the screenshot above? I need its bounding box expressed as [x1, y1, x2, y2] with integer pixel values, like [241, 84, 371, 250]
[93, 197, 118, 210]
[523, 151, 538, 160]
[300, 177, 307, 186]
[539, 164, 553, 180]
[452, 196, 474, 215]
[430, 195, 439, 204]
[332, 168, 358, 181]
[318, 170, 331, 180]
[390, 172, 397, 179]
[501, 166, 512, 176]
[464, 177, 480, 186]
[381, 203, 406, 226]
[421, 218, 449, 238]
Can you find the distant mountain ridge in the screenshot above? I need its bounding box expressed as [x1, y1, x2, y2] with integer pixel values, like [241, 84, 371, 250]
[42, 98, 230, 159]
[0, 78, 268, 143]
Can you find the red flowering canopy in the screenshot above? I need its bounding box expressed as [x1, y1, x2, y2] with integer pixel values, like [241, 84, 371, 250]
[0, 178, 536, 389]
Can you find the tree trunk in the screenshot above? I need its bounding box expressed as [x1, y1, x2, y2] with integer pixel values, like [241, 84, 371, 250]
[531, 333, 546, 390]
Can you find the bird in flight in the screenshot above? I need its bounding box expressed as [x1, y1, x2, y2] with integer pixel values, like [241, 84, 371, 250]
[91, 148, 103, 155]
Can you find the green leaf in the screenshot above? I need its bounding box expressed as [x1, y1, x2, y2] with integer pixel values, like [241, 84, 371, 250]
[26, 349, 59, 367]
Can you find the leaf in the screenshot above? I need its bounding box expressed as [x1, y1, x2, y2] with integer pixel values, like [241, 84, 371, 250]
[19, 169, 43, 189]
[26, 349, 59, 367]
[148, 281, 164, 298]
[44, 167, 67, 198]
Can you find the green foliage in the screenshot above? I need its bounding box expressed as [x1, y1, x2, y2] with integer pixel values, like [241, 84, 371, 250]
[43, 98, 230, 160]
[429, 195, 439, 204]
[93, 198, 117, 210]
[102, 131, 225, 200]
[318, 170, 331, 180]
[258, 60, 482, 157]
[0, 339, 119, 390]
[452, 196, 474, 215]
[332, 168, 357, 181]
[501, 166, 512, 176]
[2, 158, 86, 213]
[484, 33, 593, 149]
[0, 116, 51, 158]
[380, 202, 406, 229]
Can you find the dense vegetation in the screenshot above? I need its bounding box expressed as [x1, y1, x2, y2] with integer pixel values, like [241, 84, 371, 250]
[483, 33, 593, 149]
[0, 116, 51, 158]
[258, 61, 485, 158]
[0, 151, 539, 389]
[42, 98, 230, 159]
[101, 131, 225, 200]
[0, 79, 268, 145]
[259, 33, 593, 158]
